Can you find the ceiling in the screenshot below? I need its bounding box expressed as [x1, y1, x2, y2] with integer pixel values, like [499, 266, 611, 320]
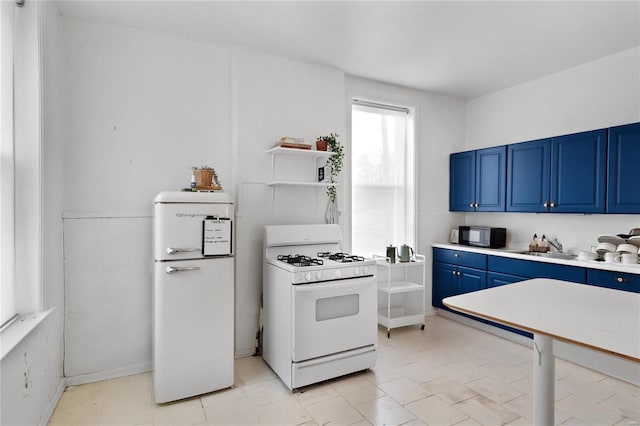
[57, 1, 640, 99]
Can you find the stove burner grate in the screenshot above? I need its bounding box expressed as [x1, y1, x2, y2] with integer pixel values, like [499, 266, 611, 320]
[317, 252, 365, 263]
[278, 254, 323, 267]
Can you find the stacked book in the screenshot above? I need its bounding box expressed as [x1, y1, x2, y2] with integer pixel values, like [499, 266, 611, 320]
[277, 137, 311, 150]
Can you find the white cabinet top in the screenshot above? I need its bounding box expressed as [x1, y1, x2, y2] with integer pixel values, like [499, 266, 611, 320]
[432, 243, 640, 275]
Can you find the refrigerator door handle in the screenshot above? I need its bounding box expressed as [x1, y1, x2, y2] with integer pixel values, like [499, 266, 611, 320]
[166, 266, 201, 274]
[166, 247, 200, 255]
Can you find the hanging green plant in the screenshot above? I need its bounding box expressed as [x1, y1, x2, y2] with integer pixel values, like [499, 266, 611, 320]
[317, 133, 344, 203]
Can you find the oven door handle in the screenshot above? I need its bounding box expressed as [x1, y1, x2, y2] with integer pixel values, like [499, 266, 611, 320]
[294, 277, 374, 293]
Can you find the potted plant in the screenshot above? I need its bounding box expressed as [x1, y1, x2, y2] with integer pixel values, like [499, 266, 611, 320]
[192, 165, 215, 187]
[317, 133, 344, 223]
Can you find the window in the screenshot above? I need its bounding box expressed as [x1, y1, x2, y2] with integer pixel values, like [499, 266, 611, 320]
[351, 99, 415, 257]
[1, 0, 17, 327]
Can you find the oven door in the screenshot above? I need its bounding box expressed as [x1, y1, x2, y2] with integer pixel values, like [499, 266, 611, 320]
[291, 276, 377, 362]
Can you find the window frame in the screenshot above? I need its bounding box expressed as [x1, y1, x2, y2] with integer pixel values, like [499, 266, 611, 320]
[346, 96, 417, 257]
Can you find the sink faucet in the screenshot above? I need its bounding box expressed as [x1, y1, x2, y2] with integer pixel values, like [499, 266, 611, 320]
[547, 238, 563, 253]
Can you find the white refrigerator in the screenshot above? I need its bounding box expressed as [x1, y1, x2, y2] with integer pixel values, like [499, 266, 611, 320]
[153, 191, 234, 403]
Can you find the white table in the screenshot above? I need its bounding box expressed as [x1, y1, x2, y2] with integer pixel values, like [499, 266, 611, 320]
[443, 278, 640, 425]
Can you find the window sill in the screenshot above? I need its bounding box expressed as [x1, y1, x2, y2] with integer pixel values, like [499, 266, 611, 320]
[0, 308, 53, 360]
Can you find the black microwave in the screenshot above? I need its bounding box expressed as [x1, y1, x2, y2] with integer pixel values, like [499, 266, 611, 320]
[458, 226, 506, 248]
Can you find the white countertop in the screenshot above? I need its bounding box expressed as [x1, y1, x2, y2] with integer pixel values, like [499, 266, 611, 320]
[443, 278, 640, 362]
[433, 243, 640, 275]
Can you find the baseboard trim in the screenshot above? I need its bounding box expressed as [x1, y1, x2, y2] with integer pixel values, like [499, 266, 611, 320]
[39, 378, 65, 426]
[64, 362, 152, 386]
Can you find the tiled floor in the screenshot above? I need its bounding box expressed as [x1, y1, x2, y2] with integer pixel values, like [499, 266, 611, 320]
[49, 316, 639, 425]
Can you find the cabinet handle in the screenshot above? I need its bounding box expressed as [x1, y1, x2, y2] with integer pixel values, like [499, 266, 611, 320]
[474, 202, 479, 208]
[469, 203, 474, 208]
[452, 270, 457, 275]
[454, 253, 460, 258]
[457, 271, 462, 276]
[550, 201, 556, 208]
[543, 201, 548, 208]
[617, 277, 628, 283]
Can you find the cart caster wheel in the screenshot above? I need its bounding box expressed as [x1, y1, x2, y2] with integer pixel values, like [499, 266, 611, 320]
[421, 324, 425, 331]
[387, 331, 390, 338]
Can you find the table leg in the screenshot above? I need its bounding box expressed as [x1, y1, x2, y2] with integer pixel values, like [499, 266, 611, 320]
[533, 334, 555, 425]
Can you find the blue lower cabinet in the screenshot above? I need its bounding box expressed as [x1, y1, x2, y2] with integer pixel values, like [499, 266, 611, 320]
[485, 272, 532, 338]
[458, 266, 486, 294]
[488, 256, 586, 282]
[432, 262, 458, 309]
[586, 269, 640, 293]
[487, 271, 526, 287]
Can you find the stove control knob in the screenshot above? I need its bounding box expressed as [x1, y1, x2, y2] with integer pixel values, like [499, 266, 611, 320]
[305, 272, 312, 281]
[335, 270, 342, 278]
[354, 267, 361, 275]
[315, 271, 322, 280]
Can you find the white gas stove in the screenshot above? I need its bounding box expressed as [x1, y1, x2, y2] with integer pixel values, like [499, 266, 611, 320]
[262, 224, 378, 390]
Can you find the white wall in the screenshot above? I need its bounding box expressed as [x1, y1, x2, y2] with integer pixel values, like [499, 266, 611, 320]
[59, 19, 347, 378]
[464, 47, 640, 251]
[345, 76, 467, 316]
[60, 18, 232, 381]
[1, 2, 65, 425]
[233, 47, 346, 355]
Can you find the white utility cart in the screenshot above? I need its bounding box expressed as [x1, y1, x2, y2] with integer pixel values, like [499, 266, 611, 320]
[374, 254, 426, 338]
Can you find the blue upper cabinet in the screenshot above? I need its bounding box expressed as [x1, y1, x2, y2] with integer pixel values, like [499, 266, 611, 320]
[450, 146, 506, 212]
[476, 146, 506, 212]
[450, 151, 476, 211]
[507, 130, 607, 213]
[551, 129, 607, 213]
[507, 138, 551, 212]
[607, 123, 640, 213]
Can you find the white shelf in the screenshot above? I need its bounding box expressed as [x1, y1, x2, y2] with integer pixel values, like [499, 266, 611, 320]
[265, 147, 336, 193]
[265, 181, 336, 188]
[266, 147, 334, 158]
[378, 280, 423, 294]
[378, 308, 424, 329]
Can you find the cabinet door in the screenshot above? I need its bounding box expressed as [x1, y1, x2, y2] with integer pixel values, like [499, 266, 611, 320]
[507, 139, 551, 212]
[487, 271, 526, 288]
[587, 269, 640, 293]
[450, 151, 476, 211]
[432, 262, 457, 309]
[607, 122, 640, 213]
[476, 146, 506, 212]
[458, 266, 486, 294]
[551, 129, 607, 213]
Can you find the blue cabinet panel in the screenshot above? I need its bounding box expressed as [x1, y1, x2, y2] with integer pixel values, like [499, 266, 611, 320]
[551, 129, 607, 213]
[476, 146, 506, 212]
[607, 122, 640, 213]
[487, 271, 526, 288]
[487, 256, 586, 282]
[586, 269, 640, 293]
[507, 138, 551, 212]
[450, 151, 475, 212]
[433, 248, 487, 270]
[432, 262, 458, 309]
[485, 272, 532, 338]
[458, 266, 486, 294]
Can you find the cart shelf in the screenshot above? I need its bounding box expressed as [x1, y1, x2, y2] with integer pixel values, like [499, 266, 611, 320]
[373, 254, 426, 338]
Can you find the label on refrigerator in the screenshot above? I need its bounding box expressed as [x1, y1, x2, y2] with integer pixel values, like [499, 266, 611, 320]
[202, 217, 232, 256]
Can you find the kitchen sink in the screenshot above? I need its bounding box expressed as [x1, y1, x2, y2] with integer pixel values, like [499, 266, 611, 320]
[519, 251, 577, 260]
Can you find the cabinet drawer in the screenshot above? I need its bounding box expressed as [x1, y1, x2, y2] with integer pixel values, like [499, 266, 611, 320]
[433, 248, 487, 269]
[587, 269, 640, 293]
[488, 256, 585, 282]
